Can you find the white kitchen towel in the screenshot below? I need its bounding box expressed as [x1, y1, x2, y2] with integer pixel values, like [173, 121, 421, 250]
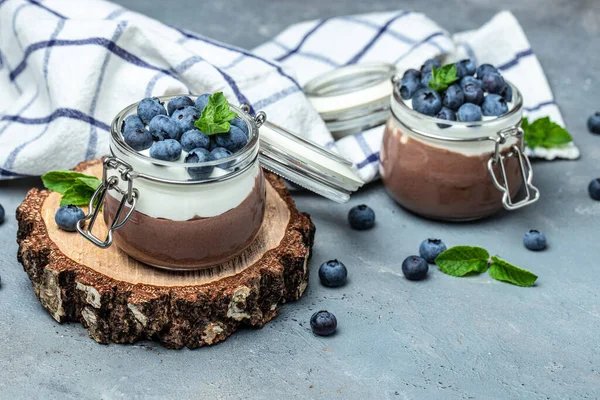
[0, 1, 577, 183]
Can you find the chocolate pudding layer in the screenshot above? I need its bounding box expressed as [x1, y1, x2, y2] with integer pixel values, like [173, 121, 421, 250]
[104, 171, 266, 270]
[380, 124, 522, 221]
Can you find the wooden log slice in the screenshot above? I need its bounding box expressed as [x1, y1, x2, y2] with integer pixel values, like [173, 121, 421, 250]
[16, 159, 315, 349]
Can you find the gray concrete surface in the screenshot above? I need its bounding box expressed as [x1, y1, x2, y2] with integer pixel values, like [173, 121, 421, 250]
[1, 0, 600, 399]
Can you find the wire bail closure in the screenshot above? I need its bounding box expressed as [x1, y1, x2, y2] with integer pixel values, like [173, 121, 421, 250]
[76, 156, 139, 248]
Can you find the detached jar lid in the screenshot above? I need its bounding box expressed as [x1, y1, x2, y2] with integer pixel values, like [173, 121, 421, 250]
[303, 62, 397, 138]
[257, 118, 364, 203]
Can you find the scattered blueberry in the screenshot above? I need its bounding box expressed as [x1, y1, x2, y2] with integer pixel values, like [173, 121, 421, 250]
[214, 126, 248, 152]
[460, 76, 482, 90]
[185, 148, 214, 179]
[412, 88, 442, 116]
[194, 93, 211, 112]
[348, 204, 375, 230]
[481, 94, 508, 117]
[149, 139, 182, 161]
[420, 58, 441, 75]
[420, 71, 433, 88]
[476, 63, 498, 79]
[402, 256, 429, 281]
[500, 84, 513, 102]
[229, 117, 249, 137]
[403, 68, 421, 80]
[122, 114, 145, 132]
[481, 72, 505, 94]
[310, 310, 337, 336]
[137, 97, 166, 124]
[442, 84, 464, 111]
[180, 129, 211, 152]
[455, 59, 476, 77]
[462, 84, 484, 105]
[399, 75, 421, 100]
[588, 112, 600, 134]
[55, 205, 85, 232]
[167, 95, 194, 116]
[457, 103, 483, 122]
[149, 115, 182, 141]
[588, 178, 600, 200]
[210, 147, 233, 168]
[319, 260, 348, 287]
[0, 203, 5, 224]
[171, 106, 201, 133]
[523, 230, 547, 251]
[419, 239, 447, 263]
[123, 126, 153, 151]
[436, 107, 456, 129]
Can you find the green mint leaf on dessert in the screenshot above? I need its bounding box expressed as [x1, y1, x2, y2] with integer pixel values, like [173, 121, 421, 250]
[42, 170, 101, 206]
[489, 256, 537, 287]
[428, 64, 458, 92]
[522, 116, 572, 149]
[42, 171, 98, 194]
[435, 246, 490, 276]
[194, 92, 237, 135]
[59, 181, 96, 206]
[76, 177, 101, 191]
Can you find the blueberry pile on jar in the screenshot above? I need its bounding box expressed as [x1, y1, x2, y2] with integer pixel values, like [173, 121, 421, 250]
[398, 58, 512, 123]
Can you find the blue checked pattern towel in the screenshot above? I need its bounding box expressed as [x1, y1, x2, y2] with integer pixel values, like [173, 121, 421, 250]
[0, 1, 578, 183]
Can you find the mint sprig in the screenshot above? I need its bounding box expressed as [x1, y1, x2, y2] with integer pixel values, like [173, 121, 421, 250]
[435, 246, 537, 287]
[428, 64, 458, 92]
[42, 170, 101, 206]
[522, 117, 572, 149]
[194, 92, 237, 135]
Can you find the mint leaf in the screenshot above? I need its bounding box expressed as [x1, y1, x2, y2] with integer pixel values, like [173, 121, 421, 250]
[42, 170, 96, 194]
[59, 181, 95, 206]
[435, 246, 490, 276]
[489, 256, 537, 287]
[76, 176, 101, 191]
[522, 117, 572, 149]
[42, 170, 101, 207]
[428, 64, 458, 92]
[194, 92, 238, 135]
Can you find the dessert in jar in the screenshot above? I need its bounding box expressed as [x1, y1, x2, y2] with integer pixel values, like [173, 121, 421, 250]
[380, 62, 539, 221]
[77, 94, 363, 270]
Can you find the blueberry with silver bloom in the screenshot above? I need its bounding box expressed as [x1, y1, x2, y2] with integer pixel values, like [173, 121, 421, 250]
[420, 71, 433, 88]
[500, 84, 513, 102]
[588, 178, 600, 200]
[149, 139, 182, 161]
[457, 103, 482, 122]
[210, 147, 234, 168]
[436, 107, 456, 129]
[318, 259, 348, 287]
[402, 68, 421, 80]
[587, 112, 600, 134]
[419, 238, 447, 263]
[180, 129, 211, 152]
[402, 256, 429, 281]
[348, 204, 375, 230]
[310, 310, 337, 336]
[463, 84, 484, 105]
[455, 59, 476, 77]
[412, 88, 442, 116]
[137, 97, 166, 124]
[122, 114, 145, 132]
[194, 93, 211, 112]
[123, 125, 153, 151]
[214, 126, 248, 153]
[55, 205, 85, 232]
[420, 58, 441, 75]
[476, 63, 499, 79]
[229, 117, 249, 137]
[171, 106, 201, 133]
[149, 115, 182, 141]
[185, 148, 214, 179]
[523, 230, 547, 251]
[442, 84, 464, 111]
[167, 95, 194, 116]
[460, 76, 482, 90]
[399, 75, 421, 100]
[481, 94, 508, 117]
[481, 72, 505, 94]
[0, 203, 5, 224]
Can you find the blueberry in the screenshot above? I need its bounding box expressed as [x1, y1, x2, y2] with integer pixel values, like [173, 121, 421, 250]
[229, 117, 249, 137]
[171, 106, 201, 133]
[442, 84, 464, 111]
[149, 115, 182, 141]
[318, 259, 348, 287]
[476, 63, 499, 79]
[210, 147, 233, 168]
[137, 97, 166, 124]
[122, 114, 145, 132]
[167, 95, 194, 116]
[420, 71, 433, 88]
[481, 94, 508, 117]
[588, 112, 600, 134]
[457, 103, 482, 122]
[403, 68, 421, 80]
[523, 230, 547, 251]
[310, 310, 337, 336]
[420, 58, 441, 75]
[55, 204, 85, 232]
[481, 72, 505, 94]
[463, 84, 484, 105]
[402, 256, 429, 281]
[500, 84, 513, 102]
[399, 76, 421, 100]
[123, 126, 153, 151]
[348, 204, 375, 230]
[194, 93, 211, 112]
[412, 88, 443, 117]
[588, 178, 600, 200]
[436, 107, 456, 129]
[214, 126, 248, 153]
[455, 59, 476, 77]
[149, 139, 182, 161]
[180, 129, 211, 152]
[185, 148, 214, 179]
[460, 76, 482, 90]
[419, 238, 447, 263]
[0, 203, 5, 224]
